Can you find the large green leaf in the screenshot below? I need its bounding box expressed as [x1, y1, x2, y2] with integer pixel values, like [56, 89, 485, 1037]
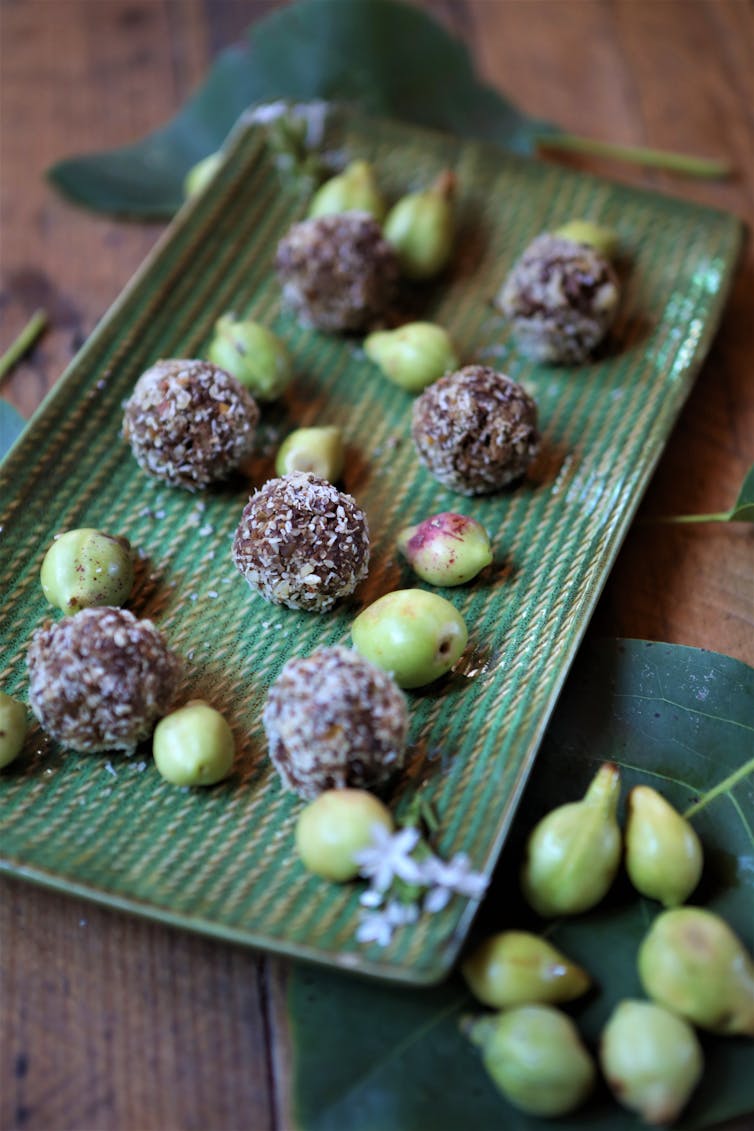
[288, 639, 754, 1131]
[0, 401, 26, 461]
[731, 464, 754, 521]
[47, 0, 555, 217]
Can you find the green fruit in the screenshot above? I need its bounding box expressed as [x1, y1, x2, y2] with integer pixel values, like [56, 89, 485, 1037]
[275, 425, 345, 481]
[364, 322, 458, 393]
[308, 159, 386, 222]
[295, 789, 394, 881]
[520, 762, 622, 917]
[0, 690, 27, 769]
[600, 1000, 703, 1126]
[625, 786, 703, 906]
[153, 700, 235, 787]
[461, 930, 591, 1009]
[553, 218, 619, 259]
[383, 170, 455, 280]
[397, 512, 492, 586]
[351, 589, 467, 689]
[465, 1005, 595, 1117]
[41, 528, 134, 615]
[183, 152, 222, 198]
[207, 313, 293, 401]
[638, 906, 754, 1036]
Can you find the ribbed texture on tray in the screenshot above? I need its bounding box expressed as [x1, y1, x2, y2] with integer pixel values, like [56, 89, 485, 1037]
[0, 109, 742, 983]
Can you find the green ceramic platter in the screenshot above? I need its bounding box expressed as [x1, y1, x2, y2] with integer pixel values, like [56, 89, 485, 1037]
[0, 108, 743, 984]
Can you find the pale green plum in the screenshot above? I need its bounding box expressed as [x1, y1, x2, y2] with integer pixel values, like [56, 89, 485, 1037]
[554, 218, 619, 259]
[461, 930, 591, 1009]
[600, 1000, 703, 1125]
[41, 528, 134, 614]
[625, 785, 703, 906]
[397, 512, 492, 586]
[465, 1005, 596, 1117]
[275, 425, 345, 481]
[364, 322, 458, 393]
[153, 700, 235, 787]
[207, 313, 293, 401]
[308, 159, 386, 222]
[520, 762, 622, 917]
[351, 588, 467, 689]
[0, 690, 27, 769]
[383, 170, 455, 280]
[638, 907, 754, 1036]
[183, 152, 222, 198]
[295, 789, 394, 881]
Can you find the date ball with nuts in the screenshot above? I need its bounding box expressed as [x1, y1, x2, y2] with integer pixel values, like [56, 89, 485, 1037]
[275, 212, 399, 333]
[232, 471, 370, 613]
[495, 233, 620, 364]
[123, 358, 259, 490]
[27, 606, 182, 753]
[262, 645, 409, 799]
[411, 365, 540, 495]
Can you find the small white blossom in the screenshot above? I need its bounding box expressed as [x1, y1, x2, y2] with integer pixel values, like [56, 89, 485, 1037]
[353, 825, 424, 892]
[355, 899, 421, 947]
[385, 900, 420, 927]
[423, 885, 452, 914]
[422, 852, 489, 902]
[359, 888, 384, 909]
[355, 909, 394, 947]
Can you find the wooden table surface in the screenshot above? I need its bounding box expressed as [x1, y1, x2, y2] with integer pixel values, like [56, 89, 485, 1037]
[1, 2, 752, 1128]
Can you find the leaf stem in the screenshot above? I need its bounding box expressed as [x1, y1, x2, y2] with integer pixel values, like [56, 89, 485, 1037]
[650, 511, 733, 525]
[0, 310, 48, 382]
[684, 757, 754, 818]
[537, 133, 731, 179]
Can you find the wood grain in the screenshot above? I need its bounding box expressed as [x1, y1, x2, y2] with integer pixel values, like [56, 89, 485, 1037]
[1, 2, 752, 1128]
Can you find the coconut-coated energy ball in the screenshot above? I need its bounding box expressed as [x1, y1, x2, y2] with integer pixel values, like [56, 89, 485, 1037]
[123, 358, 259, 490]
[232, 471, 370, 612]
[262, 645, 409, 799]
[27, 607, 181, 753]
[495, 233, 620, 364]
[411, 365, 540, 495]
[275, 212, 399, 332]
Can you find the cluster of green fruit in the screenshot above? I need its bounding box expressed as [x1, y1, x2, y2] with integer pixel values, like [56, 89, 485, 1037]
[190, 152, 462, 403]
[460, 764, 754, 1124]
[0, 530, 234, 787]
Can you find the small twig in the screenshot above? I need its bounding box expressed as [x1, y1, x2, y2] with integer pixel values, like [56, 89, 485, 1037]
[655, 511, 733, 525]
[537, 133, 731, 179]
[0, 310, 48, 382]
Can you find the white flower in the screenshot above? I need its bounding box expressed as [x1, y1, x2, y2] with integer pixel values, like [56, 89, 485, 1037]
[421, 851, 488, 909]
[423, 884, 452, 914]
[355, 899, 420, 947]
[355, 908, 394, 947]
[359, 888, 384, 909]
[385, 899, 420, 927]
[353, 824, 424, 892]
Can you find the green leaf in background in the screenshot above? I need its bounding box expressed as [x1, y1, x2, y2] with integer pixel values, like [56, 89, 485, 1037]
[48, 0, 557, 217]
[288, 638, 754, 1131]
[730, 464, 754, 521]
[0, 400, 26, 460]
[654, 463, 754, 525]
[0, 310, 45, 460]
[46, 0, 731, 217]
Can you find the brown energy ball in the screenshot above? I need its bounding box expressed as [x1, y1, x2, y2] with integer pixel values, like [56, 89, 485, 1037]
[123, 358, 259, 490]
[232, 471, 370, 612]
[262, 645, 409, 799]
[275, 212, 399, 333]
[27, 607, 182, 753]
[411, 365, 540, 496]
[495, 233, 620, 364]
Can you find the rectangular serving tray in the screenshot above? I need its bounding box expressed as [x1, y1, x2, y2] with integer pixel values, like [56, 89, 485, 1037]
[0, 108, 743, 983]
